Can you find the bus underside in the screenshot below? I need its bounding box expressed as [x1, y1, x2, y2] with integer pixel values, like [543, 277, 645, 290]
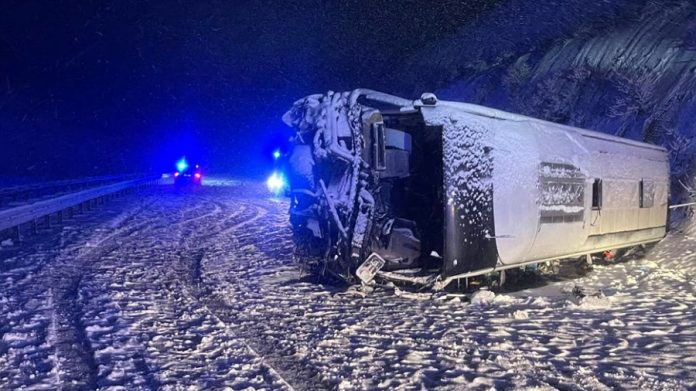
[283, 90, 446, 285]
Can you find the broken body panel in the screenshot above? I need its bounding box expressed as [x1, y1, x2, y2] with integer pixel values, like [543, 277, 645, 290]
[282, 89, 670, 287]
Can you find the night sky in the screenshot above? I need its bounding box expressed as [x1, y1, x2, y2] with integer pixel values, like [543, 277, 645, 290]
[0, 0, 499, 180]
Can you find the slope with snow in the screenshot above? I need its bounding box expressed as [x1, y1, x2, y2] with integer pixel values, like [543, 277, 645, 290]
[394, 0, 696, 194]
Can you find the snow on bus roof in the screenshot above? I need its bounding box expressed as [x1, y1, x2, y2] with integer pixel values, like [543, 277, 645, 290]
[353, 89, 667, 154]
[433, 100, 667, 153]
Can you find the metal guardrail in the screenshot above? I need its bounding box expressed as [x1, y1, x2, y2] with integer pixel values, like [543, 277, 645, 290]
[0, 176, 158, 239]
[0, 174, 146, 208]
[669, 201, 696, 209]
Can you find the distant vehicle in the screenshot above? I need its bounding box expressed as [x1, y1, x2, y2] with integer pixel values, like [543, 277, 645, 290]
[173, 168, 202, 185]
[282, 89, 670, 288]
[173, 158, 203, 185]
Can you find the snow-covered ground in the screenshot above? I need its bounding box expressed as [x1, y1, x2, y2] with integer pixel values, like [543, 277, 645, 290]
[0, 179, 694, 390]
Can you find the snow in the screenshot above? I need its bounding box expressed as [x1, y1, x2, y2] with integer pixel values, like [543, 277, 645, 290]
[511, 310, 529, 320]
[433, 110, 493, 223]
[469, 289, 496, 306]
[0, 178, 694, 389]
[399, 0, 696, 200]
[567, 295, 612, 310]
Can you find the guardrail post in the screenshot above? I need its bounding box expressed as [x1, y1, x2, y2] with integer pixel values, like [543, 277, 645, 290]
[0, 176, 155, 235]
[13, 225, 22, 243]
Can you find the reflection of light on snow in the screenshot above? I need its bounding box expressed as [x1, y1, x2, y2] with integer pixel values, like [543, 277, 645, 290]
[266, 172, 286, 195]
[201, 177, 241, 187]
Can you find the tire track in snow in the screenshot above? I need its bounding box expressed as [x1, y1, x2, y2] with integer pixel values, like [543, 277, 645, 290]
[42, 200, 164, 389]
[70, 188, 288, 389]
[219, 202, 268, 233]
[130, 193, 306, 389]
[46, 275, 98, 390]
[167, 198, 300, 389]
[170, 199, 288, 388]
[0, 190, 162, 389]
[78, 194, 232, 388]
[190, 197, 333, 391]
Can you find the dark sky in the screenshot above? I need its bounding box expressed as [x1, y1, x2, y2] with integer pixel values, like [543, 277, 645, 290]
[0, 0, 499, 179]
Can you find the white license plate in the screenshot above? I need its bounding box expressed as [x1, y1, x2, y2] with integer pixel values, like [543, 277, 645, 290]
[356, 253, 386, 284]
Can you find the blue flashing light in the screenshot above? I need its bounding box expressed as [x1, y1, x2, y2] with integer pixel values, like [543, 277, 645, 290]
[266, 171, 287, 195]
[176, 157, 189, 172]
[272, 149, 281, 160]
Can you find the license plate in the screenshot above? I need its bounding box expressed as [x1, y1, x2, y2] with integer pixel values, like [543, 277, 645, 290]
[356, 253, 386, 284]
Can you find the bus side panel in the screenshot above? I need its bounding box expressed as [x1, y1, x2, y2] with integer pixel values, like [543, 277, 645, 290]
[490, 121, 541, 265]
[421, 107, 498, 277]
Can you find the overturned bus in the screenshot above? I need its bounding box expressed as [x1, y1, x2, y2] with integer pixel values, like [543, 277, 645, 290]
[282, 89, 670, 288]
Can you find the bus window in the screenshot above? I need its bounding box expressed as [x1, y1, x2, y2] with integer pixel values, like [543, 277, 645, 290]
[592, 179, 602, 209]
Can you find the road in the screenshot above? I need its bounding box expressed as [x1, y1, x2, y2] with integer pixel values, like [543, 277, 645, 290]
[0, 178, 694, 390]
